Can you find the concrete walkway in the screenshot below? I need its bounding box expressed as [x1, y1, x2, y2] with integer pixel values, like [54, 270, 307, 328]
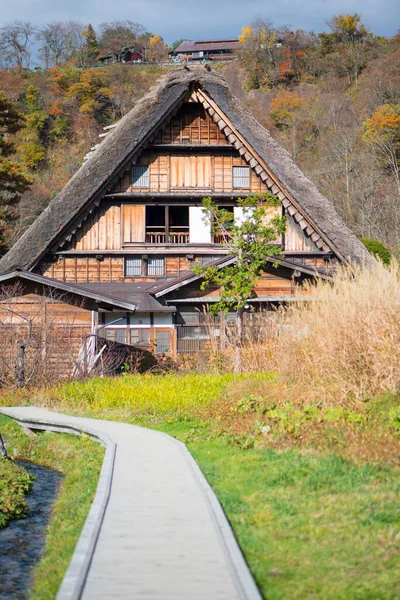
[0, 407, 262, 600]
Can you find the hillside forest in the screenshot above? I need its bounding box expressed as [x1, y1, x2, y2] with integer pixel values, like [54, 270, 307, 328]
[0, 15, 399, 255]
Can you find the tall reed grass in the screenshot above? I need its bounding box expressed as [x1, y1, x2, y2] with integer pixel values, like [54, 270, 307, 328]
[275, 261, 400, 402]
[199, 261, 400, 403]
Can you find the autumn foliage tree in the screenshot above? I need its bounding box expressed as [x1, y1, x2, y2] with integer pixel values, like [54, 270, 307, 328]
[147, 35, 168, 62]
[0, 93, 31, 253]
[363, 104, 400, 197]
[238, 19, 314, 89]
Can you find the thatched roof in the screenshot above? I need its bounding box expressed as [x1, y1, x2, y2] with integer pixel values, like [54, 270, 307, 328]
[0, 67, 373, 274]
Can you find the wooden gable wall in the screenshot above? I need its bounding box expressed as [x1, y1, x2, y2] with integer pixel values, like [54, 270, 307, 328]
[35, 99, 332, 281]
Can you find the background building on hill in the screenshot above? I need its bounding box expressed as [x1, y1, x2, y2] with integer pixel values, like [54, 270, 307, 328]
[171, 39, 240, 62]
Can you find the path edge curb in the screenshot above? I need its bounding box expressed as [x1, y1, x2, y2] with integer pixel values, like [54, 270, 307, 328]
[1, 407, 263, 600]
[0, 408, 116, 600]
[170, 435, 264, 600]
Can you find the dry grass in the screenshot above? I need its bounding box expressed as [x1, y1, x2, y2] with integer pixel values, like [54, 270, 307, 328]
[197, 261, 400, 404]
[275, 261, 400, 403]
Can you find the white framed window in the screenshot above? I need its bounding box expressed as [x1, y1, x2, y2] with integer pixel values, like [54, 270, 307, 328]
[132, 165, 150, 187]
[124, 257, 142, 276]
[232, 166, 250, 189]
[147, 257, 164, 276]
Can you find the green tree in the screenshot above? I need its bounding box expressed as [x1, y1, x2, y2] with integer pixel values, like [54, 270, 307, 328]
[82, 24, 99, 67]
[0, 92, 31, 254]
[16, 85, 48, 169]
[193, 193, 286, 373]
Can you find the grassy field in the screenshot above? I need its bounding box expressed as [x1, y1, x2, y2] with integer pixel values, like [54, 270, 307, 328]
[0, 414, 103, 600]
[1, 372, 399, 599]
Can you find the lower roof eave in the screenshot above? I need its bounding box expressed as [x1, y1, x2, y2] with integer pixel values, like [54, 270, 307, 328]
[0, 270, 138, 313]
[167, 296, 309, 303]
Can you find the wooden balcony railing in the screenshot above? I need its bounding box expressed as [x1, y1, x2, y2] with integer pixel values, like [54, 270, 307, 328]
[213, 230, 232, 244]
[145, 227, 189, 244]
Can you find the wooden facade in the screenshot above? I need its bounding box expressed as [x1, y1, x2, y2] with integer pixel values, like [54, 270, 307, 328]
[2, 68, 361, 366]
[32, 99, 332, 355]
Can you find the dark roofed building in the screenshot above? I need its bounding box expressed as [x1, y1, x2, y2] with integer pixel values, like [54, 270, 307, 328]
[172, 38, 240, 62]
[0, 67, 372, 365]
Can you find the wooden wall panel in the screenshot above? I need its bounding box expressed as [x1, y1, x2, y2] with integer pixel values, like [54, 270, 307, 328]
[74, 205, 121, 250]
[0, 293, 92, 326]
[45, 255, 225, 283]
[114, 149, 268, 195]
[170, 155, 211, 189]
[123, 205, 145, 243]
[0, 293, 92, 375]
[285, 215, 317, 252]
[153, 103, 229, 146]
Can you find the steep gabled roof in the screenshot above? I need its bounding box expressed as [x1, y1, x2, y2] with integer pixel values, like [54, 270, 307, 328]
[0, 67, 373, 274]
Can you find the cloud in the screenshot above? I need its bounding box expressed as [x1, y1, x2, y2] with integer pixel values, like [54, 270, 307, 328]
[0, 0, 398, 43]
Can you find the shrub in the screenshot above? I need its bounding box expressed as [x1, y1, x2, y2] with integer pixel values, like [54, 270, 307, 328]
[0, 459, 33, 528]
[361, 237, 391, 264]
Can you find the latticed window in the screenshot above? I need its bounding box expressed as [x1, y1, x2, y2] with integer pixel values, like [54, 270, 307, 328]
[147, 257, 164, 276]
[130, 329, 151, 345]
[116, 329, 127, 344]
[232, 166, 250, 188]
[132, 165, 150, 187]
[125, 257, 142, 276]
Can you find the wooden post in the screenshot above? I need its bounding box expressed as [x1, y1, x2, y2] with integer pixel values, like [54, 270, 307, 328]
[0, 433, 8, 459]
[234, 308, 244, 375]
[16, 339, 26, 388]
[165, 205, 170, 242]
[83, 337, 88, 377]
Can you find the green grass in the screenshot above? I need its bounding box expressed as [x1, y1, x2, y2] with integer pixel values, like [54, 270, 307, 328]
[0, 415, 104, 600]
[49, 372, 267, 413]
[1, 373, 400, 599]
[188, 441, 400, 600]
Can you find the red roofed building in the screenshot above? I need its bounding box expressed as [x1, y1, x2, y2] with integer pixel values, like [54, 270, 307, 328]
[172, 38, 240, 62]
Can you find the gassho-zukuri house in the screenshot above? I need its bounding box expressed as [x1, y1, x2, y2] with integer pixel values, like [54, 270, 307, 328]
[0, 67, 372, 358]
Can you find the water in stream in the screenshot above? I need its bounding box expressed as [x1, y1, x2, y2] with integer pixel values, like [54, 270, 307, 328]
[0, 461, 62, 599]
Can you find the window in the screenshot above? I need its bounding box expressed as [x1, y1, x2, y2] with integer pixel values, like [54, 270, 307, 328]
[147, 257, 164, 276]
[132, 165, 150, 187]
[123, 256, 165, 277]
[130, 329, 151, 345]
[125, 257, 142, 276]
[103, 329, 127, 344]
[232, 166, 250, 189]
[116, 329, 127, 344]
[155, 330, 171, 354]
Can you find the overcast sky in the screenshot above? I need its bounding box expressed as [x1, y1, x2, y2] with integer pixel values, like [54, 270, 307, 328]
[0, 0, 398, 44]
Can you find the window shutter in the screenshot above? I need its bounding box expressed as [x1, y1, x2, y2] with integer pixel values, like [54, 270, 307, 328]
[125, 257, 142, 276]
[147, 257, 165, 276]
[232, 166, 250, 188]
[122, 205, 145, 243]
[132, 165, 150, 187]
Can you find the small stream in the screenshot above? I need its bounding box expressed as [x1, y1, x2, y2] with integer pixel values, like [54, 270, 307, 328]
[0, 461, 62, 600]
